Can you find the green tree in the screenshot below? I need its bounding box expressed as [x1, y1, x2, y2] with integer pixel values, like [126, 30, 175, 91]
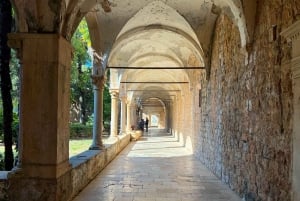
[0, 0, 14, 170]
[70, 18, 111, 128]
[71, 19, 93, 125]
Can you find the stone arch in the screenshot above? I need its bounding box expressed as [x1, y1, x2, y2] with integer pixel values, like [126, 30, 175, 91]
[61, 0, 94, 40]
[9, 0, 88, 39]
[85, 12, 102, 53]
[9, 0, 108, 42]
[63, 0, 111, 41]
[119, 67, 191, 94]
[108, 0, 205, 68]
[10, 0, 67, 33]
[214, 0, 249, 47]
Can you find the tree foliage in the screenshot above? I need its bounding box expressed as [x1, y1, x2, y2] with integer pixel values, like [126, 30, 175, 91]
[70, 19, 111, 126]
[71, 19, 93, 125]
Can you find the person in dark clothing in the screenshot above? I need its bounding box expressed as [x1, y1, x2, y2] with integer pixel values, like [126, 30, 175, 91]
[139, 119, 145, 131]
[145, 117, 149, 132]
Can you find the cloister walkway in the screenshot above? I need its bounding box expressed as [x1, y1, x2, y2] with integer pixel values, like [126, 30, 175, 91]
[73, 129, 242, 201]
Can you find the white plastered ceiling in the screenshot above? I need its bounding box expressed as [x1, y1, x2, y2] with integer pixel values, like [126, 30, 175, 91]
[107, 1, 203, 106]
[84, 0, 247, 107]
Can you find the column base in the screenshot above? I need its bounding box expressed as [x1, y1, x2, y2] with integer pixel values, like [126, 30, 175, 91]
[8, 168, 72, 201]
[89, 144, 105, 150]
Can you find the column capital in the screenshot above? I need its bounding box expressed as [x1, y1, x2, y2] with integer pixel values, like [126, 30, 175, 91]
[8, 33, 72, 64]
[91, 75, 106, 88]
[92, 51, 105, 75]
[110, 89, 119, 97]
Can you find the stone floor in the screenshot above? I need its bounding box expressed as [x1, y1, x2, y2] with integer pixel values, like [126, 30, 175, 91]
[72, 129, 242, 201]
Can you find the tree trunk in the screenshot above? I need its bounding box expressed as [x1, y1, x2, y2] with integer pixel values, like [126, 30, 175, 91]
[0, 0, 14, 170]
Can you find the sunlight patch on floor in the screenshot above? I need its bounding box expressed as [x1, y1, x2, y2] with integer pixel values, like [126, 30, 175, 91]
[127, 136, 192, 158]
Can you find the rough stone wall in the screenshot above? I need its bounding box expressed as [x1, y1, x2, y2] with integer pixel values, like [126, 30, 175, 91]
[196, 1, 300, 200]
[0, 178, 8, 201]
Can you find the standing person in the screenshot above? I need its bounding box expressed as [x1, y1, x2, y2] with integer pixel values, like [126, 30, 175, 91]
[145, 117, 149, 132]
[139, 118, 145, 131]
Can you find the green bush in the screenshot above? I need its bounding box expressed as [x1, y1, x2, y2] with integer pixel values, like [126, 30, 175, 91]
[0, 111, 19, 143]
[0, 154, 4, 170]
[69, 123, 93, 139]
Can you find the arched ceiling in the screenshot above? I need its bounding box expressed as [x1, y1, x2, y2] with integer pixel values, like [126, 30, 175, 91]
[84, 0, 249, 57]
[107, 1, 204, 105]
[142, 97, 166, 112]
[81, 0, 250, 108]
[11, 0, 252, 46]
[117, 65, 188, 107]
[10, 0, 251, 108]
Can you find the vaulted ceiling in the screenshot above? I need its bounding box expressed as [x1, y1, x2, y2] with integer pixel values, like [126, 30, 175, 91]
[86, 0, 249, 62]
[10, 0, 255, 108]
[83, 0, 249, 106]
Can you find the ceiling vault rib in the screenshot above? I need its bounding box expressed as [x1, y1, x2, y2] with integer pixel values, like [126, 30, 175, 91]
[120, 82, 189, 84]
[111, 24, 204, 56]
[107, 67, 205, 69]
[127, 90, 180, 91]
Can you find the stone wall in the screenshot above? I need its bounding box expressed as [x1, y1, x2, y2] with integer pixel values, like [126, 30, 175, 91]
[196, 1, 300, 200]
[6, 134, 131, 201]
[0, 172, 8, 201]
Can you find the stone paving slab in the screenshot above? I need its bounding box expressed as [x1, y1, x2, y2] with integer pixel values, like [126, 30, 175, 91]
[73, 129, 242, 201]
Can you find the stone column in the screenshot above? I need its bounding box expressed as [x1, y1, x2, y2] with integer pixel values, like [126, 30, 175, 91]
[7, 34, 72, 200]
[126, 102, 132, 131]
[173, 96, 179, 136]
[166, 102, 171, 132]
[110, 90, 119, 137]
[120, 97, 127, 134]
[90, 75, 105, 150]
[169, 100, 174, 134]
[282, 20, 300, 201]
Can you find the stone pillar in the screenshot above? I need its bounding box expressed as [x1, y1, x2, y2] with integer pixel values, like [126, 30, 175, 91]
[170, 100, 174, 134]
[127, 103, 137, 130]
[173, 96, 179, 136]
[120, 97, 127, 134]
[90, 75, 105, 150]
[166, 102, 171, 132]
[110, 90, 119, 137]
[7, 34, 72, 201]
[126, 102, 132, 131]
[282, 20, 300, 201]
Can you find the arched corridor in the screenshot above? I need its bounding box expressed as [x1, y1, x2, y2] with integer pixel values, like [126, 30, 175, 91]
[73, 129, 241, 201]
[2, 0, 300, 201]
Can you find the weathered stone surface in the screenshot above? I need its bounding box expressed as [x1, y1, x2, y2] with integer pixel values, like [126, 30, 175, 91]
[5, 134, 131, 201]
[195, 1, 300, 200]
[8, 170, 72, 201]
[0, 172, 8, 201]
[6, 1, 300, 201]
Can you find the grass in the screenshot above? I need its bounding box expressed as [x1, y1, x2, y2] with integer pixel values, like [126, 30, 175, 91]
[69, 139, 93, 157]
[0, 139, 98, 159]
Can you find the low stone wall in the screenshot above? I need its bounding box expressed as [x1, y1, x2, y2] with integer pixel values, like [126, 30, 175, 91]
[0, 134, 131, 201]
[70, 134, 131, 199]
[0, 172, 8, 201]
